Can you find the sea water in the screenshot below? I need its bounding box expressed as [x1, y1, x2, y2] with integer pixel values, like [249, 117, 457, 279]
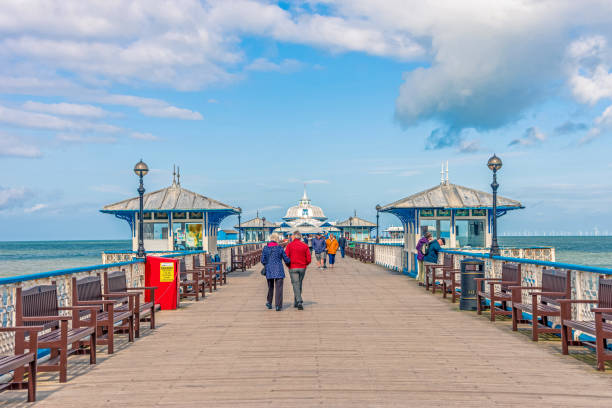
[0, 237, 611, 279]
[0, 240, 130, 278]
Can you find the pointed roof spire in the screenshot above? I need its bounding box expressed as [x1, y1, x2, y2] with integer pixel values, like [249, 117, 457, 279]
[172, 165, 177, 187]
[177, 166, 181, 186]
[302, 184, 308, 200]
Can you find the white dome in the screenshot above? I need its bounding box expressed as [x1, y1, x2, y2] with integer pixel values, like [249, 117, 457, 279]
[283, 188, 327, 221]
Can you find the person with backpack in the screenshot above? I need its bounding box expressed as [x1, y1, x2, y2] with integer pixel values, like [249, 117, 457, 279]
[338, 235, 347, 258]
[416, 232, 433, 286]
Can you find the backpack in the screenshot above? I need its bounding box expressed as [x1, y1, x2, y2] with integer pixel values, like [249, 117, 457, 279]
[420, 241, 430, 256]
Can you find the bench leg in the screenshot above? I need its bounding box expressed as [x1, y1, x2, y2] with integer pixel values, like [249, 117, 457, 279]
[477, 294, 482, 315]
[442, 281, 447, 298]
[532, 309, 539, 341]
[27, 357, 36, 402]
[135, 311, 141, 338]
[150, 305, 156, 329]
[108, 325, 114, 354]
[490, 299, 496, 322]
[90, 332, 97, 364]
[59, 346, 68, 383]
[561, 323, 570, 355]
[128, 315, 134, 342]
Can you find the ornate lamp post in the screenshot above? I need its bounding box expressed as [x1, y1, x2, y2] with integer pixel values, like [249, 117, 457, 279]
[237, 207, 242, 244]
[133, 160, 149, 258]
[261, 216, 266, 242]
[487, 154, 503, 256]
[375, 204, 381, 243]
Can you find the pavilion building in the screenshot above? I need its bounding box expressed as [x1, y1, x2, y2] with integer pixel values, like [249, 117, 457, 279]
[275, 189, 339, 237]
[336, 215, 376, 241]
[235, 214, 278, 243]
[379, 172, 523, 273]
[101, 173, 238, 254]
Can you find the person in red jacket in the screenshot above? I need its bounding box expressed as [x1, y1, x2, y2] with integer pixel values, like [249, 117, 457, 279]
[285, 231, 311, 310]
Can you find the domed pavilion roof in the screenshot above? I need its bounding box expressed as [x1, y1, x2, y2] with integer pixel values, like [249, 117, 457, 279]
[283, 188, 327, 221]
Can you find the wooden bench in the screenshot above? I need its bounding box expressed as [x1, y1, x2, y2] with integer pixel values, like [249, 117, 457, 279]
[15, 284, 97, 383]
[560, 278, 612, 371]
[192, 256, 216, 292]
[426, 253, 459, 296]
[179, 259, 204, 301]
[0, 326, 42, 402]
[511, 268, 571, 341]
[231, 247, 246, 271]
[441, 254, 462, 303]
[206, 254, 227, 285]
[476, 263, 522, 322]
[104, 270, 157, 338]
[72, 276, 134, 354]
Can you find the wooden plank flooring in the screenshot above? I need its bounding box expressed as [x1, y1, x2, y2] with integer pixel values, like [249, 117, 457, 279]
[5, 256, 612, 407]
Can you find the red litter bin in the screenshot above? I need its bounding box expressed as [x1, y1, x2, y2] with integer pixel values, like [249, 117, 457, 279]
[145, 256, 179, 310]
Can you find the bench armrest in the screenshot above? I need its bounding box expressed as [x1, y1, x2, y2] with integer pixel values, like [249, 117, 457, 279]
[0, 326, 44, 333]
[22, 315, 71, 322]
[58, 306, 98, 312]
[475, 278, 500, 282]
[557, 299, 599, 304]
[77, 300, 116, 305]
[490, 281, 519, 286]
[129, 286, 157, 290]
[530, 291, 566, 297]
[509, 286, 541, 290]
[101, 293, 131, 298]
[592, 307, 612, 313]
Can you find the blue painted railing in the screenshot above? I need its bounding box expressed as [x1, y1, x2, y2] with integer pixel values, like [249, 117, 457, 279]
[440, 249, 612, 275]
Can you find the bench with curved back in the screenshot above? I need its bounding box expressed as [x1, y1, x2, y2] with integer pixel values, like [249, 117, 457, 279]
[560, 278, 612, 371]
[104, 270, 156, 338]
[426, 253, 459, 296]
[0, 326, 42, 401]
[72, 276, 134, 354]
[192, 255, 215, 292]
[205, 254, 227, 286]
[179, 259, 204, 301]
[476, 263, 522, 322]
[15, 284, 97, 383]
[511, 268, 571, 341]
[231, 247, 246, 272]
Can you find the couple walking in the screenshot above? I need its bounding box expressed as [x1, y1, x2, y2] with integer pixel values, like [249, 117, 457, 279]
[312, 233, 340, 269]
[261, 231, 311, 311]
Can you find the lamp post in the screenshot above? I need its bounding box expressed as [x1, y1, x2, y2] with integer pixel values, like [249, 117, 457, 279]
[261, 216, 266, 242]
[375, 204, 381, 243]
[237, 207, 242, 244]
[133, 160, 149, 258]
[487, 154, 503, 256]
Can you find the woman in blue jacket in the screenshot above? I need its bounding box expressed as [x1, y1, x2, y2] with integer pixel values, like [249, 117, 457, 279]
[261, 233, 290, 311]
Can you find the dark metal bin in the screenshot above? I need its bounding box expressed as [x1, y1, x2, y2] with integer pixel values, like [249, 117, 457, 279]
[460, 258, 485, 311]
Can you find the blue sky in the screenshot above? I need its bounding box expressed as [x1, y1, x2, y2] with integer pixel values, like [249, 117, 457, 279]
[1, 0, 612, 240]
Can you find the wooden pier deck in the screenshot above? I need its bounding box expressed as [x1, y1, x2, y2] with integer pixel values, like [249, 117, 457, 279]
[7, 257, 612, 407]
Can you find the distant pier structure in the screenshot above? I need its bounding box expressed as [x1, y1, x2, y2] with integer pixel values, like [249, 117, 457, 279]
[101, 171, 239, 253]
[336, 214, 376, 241]
[379, 171, 523, 271]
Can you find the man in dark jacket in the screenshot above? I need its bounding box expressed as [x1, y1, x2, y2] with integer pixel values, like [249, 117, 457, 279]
[285, 231, 311, 310]
[423, 237, 445, 264]
[338, 235, 347, 258]
[416, 232, 433, 285]
[312, 234, 327, 268]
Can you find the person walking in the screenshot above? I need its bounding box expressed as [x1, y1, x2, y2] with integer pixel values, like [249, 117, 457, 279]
[416, 232, 433, 286]
[285, 231, 311, 310]
[312, 233, 327, 269]
[261, 233, 290, 311]
[326, 234, 339, 268]
[338, 235, 347, 258]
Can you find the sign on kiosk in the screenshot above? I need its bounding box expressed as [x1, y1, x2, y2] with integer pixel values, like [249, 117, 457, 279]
[145, 256, 179, 310]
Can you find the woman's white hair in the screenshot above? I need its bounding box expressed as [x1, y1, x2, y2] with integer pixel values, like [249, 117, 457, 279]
[268, 233, 281, 242]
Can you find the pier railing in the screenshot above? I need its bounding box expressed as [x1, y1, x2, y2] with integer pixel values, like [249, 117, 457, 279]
[0, 250, 205, 355]
[364, 241, 610, 340]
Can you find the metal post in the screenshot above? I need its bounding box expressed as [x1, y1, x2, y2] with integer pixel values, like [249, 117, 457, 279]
[238, 212, 242, 244]
[375, 204, 381, 244]
[490, 169, 500, 256]
[137, 174, 145, 258]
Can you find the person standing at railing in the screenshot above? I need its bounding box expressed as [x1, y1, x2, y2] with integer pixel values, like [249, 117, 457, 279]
[285, 231, 311, 310]
[338, 235, 347, 258]
[261, 233, 290, 311]
[416, 232, 433, 286]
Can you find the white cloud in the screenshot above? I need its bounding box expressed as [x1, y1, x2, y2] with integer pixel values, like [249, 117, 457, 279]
[0, 134, 42, 158]
[138, 105, 202, 120]
[22, 101, 107, 117]
[0, 105, 120, 132]
[130, 132, 159, 141]
[207, 99, 219, 104]
[56, 133, 117, 143]
[0, 186, 31, 210]
[245, 58, 303, 73]
[509, 127, 547, 147]
[24, 203, 48, 213]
